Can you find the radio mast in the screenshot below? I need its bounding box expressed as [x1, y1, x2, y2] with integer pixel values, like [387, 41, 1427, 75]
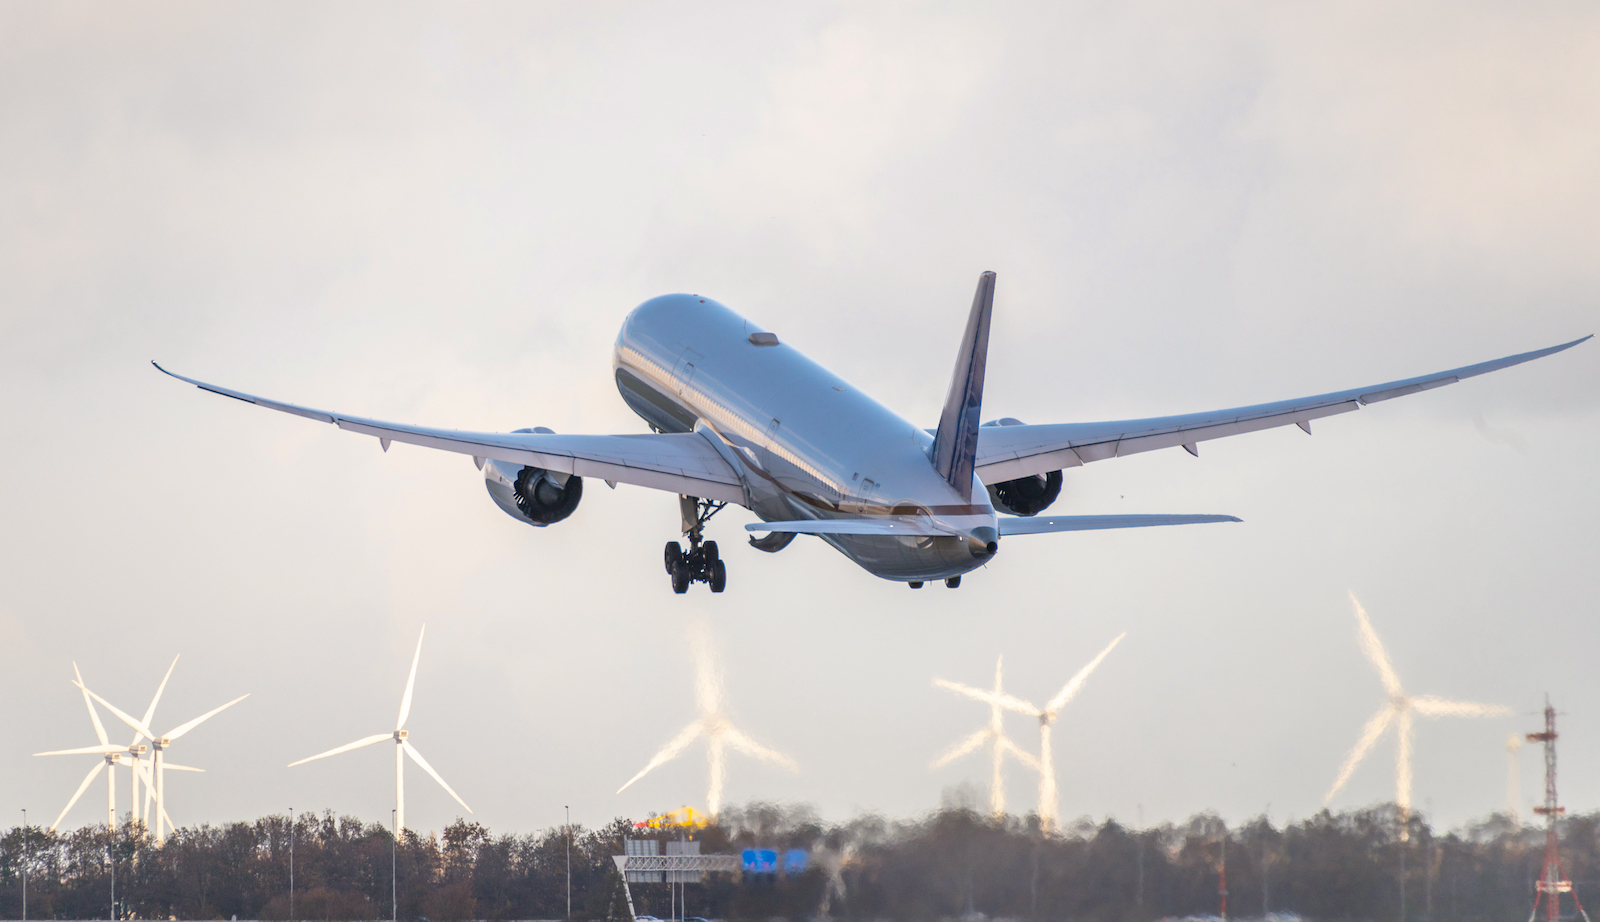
[1526, 697, 1591, 922]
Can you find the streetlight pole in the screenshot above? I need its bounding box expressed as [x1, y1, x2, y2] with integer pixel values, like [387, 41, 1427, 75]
[289, 807, 295, 922]
[391, 808, 398, 922]
[565, 806, 571, 920]
[110, 823, 116, 922]
[22, 808, 28, 922]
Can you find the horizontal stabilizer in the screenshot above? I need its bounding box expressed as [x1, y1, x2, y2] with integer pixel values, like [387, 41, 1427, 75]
[999, 514, 1241, 536]
[747, 518, 955, 537]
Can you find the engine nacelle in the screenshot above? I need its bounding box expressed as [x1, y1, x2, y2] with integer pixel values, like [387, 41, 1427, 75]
[986, 470, 1062, 516]
[979, 417, 1063, 516]
[482, 428, 583, 527]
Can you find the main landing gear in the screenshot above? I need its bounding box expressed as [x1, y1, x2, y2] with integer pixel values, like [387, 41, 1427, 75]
[665, 496, 728, 594]
[907, 576, 962, 589]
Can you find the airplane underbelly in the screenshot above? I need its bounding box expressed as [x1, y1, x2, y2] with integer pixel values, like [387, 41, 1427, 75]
[825, 534, 986, 582]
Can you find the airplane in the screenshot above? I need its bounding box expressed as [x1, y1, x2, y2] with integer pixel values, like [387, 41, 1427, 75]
[155, 272, 1589, 593]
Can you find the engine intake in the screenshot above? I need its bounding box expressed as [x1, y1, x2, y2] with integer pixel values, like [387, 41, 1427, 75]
[482, 428, 583, 527]
[986, 470, 1062, 517]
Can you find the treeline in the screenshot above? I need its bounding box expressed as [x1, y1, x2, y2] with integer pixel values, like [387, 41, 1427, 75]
[0, 804, 1592, 921]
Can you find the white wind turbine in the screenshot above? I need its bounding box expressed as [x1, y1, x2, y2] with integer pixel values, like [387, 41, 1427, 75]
[939, 635, 1126, 830]
[616, 622, 797, 819]
[77, 662, 245, 842]
[1505, 732, 1524, 823]
[1324, 592, 1509, 816]
[289, 625, 471, 833]
[35, 663, 133, 831]
[931, 655, 1039, 819]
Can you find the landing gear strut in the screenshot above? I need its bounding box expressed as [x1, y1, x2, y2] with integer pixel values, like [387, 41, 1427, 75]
[664, 496, 728, 594]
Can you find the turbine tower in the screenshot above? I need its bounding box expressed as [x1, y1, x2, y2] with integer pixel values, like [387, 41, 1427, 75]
[77, 663, 245, 842]
[1324, 592, 1508, 816]
[617, 622, 797, 819]
[931, 655, 1039, 818]
[289, 625, 471, 833]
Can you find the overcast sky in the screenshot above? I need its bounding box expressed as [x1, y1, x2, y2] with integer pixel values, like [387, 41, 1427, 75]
[3, 1, 1598, 840]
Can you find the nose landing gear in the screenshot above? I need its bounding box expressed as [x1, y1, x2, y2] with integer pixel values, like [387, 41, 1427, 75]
[664, 496, 728, 594]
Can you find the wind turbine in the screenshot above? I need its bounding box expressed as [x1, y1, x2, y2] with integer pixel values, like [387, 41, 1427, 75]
[289, 625, 471, 833]
[1324, 592, 1509, 816]
[931, 655, 1039, 818]
[76, 662, 245, 842]
[1505, 732, 1524, 823]
[35, 664, 126, 831]
[939, 635, 1125, 830]
[616, 622, 797, 819]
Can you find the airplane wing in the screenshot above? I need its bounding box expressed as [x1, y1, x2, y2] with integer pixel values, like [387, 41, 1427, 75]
[154, 364, 744, 503]
[974, 336, 1591, 484]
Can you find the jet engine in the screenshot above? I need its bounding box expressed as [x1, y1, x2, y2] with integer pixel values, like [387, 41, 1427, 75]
[482, 428, 583, 526]
[979, 417, 1063, 516]
[986, 470, 1062, 516]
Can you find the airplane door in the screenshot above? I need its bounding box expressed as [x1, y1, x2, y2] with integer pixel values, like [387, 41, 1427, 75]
[760, 418, 781, 469]
[673, 348, 703, 397]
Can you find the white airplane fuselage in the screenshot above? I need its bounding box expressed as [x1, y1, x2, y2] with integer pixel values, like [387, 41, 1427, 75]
[613, 294, 999, 582]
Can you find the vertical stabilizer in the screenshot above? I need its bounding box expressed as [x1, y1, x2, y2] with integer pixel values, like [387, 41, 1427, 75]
[930, 272, 995, 501]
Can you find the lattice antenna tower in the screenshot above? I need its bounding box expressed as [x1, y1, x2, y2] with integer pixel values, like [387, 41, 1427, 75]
[1527, 697, 1592, 922]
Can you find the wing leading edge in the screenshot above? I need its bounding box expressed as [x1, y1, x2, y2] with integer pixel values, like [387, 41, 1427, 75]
[974, 335, 1591, 485]
[152, 363, 743, 503]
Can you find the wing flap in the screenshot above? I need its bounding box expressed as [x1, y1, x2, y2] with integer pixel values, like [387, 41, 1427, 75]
[156, 364, 743, 503]
[999, 514, 1240, 536]
[975, 335, 1588, 484]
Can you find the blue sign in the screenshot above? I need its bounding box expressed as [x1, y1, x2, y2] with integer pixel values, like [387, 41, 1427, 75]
[741, 849, 778, 874]
[784, 849, 809, 874]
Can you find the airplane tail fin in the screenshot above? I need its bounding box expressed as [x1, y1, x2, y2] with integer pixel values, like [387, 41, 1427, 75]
[929, 271, 996, 501]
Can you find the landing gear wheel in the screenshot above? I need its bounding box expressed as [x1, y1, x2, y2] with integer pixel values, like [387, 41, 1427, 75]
[945, 576, 961, 588]
[908, 581, 924, 589]
[662, 497, 731, 593]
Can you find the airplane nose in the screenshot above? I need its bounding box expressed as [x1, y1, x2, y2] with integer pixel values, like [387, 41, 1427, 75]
[968, 526, 998, 558]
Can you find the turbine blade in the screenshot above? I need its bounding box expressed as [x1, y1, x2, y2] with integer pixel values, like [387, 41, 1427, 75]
[397, 625, 425, 731]
[165, 693, 249, 741]
[1325, 706, 1395, 804]
[931, 728, 990, 770]
[74, 663, 110, 746]
[1045, 633, 1126, 716]
[288, 732, 393, 767]
[160, 764, 206, 773]
[35, 745, 130, 757]
[1411, 695, 1511, 718]
[933, 679, 1039, 716]
[402, 741, 472, 814]
[51, 761, 107, 831]
[1350, 593, 1403, 697]
[141, 656, 180, 731]
[1000, 736, 1041, 772]
[76, 683, 157, 741]
[720, 726, 799, 771]
[617, 722, 705, 793]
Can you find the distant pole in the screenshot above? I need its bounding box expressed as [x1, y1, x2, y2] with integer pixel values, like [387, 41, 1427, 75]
[110, 823, 116, 921]
[565, 805, 572, 919]
[22, 808, 27, 922]
[1135, 805, 1145, 909]
[289, 808, 295, 922]
[392, 808, 398, 922]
